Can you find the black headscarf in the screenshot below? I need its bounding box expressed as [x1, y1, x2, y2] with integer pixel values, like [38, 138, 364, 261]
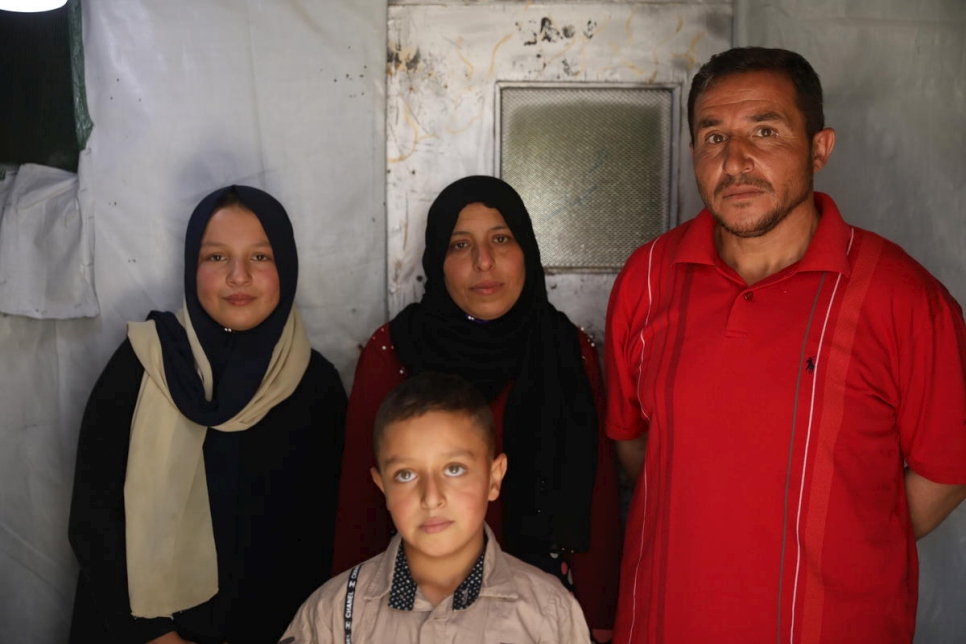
[148, 185, 299, 428]
[389, 175, 598, 553]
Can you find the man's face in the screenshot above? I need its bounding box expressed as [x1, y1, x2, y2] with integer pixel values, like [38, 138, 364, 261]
[691, 71, 826, 238]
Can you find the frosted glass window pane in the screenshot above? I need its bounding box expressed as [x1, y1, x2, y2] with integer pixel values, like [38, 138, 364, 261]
[500, 86, 673, 269]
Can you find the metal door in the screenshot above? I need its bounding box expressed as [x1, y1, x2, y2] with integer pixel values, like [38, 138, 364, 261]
[386, 1, 732, 340]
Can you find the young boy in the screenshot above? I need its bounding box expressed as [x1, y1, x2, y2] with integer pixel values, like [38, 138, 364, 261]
[280, 371, 591, 643]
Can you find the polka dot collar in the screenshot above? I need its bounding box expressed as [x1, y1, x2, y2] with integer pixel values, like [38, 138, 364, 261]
[388, 535, 488, 611]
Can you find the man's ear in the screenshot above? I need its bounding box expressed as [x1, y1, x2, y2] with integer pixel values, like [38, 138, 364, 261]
[811, 127, 835, 173]
[488, 453, 508, 502]
[370, 466, 386, 496]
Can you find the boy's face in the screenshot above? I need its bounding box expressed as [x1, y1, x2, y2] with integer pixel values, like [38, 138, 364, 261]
[371, 410, 507, 567]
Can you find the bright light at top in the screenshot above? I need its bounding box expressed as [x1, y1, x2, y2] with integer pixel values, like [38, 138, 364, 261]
[0, 0, 68, 12]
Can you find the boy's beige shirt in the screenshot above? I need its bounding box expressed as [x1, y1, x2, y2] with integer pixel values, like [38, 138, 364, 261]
[281, 524, 591, 643]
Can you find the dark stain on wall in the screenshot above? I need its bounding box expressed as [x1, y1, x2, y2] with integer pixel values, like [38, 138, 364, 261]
[521, 17, 578, 46]
[387, 43, 421, 74]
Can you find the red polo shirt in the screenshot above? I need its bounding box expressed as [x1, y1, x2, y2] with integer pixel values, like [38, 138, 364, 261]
[605, 193, 966, 643]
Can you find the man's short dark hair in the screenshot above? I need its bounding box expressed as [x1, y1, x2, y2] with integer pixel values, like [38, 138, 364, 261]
[687, 47, 825, 143]
[373, 372, 496, 463]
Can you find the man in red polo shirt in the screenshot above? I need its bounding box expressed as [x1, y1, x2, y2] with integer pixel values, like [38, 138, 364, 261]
[605, 47, 966, 644]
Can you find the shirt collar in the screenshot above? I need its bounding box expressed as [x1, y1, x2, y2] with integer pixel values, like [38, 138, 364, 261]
[386, 541, 420, 611]
[386, 533, 488, 612]
[672, 192, 853, 278]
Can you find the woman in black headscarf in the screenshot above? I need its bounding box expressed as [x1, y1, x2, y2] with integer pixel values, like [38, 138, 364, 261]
[332, 176, 621, 640]
[68, 185, 346, 644]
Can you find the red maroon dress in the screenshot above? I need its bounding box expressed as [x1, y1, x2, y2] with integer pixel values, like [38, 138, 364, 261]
[333, 323, 622, 632]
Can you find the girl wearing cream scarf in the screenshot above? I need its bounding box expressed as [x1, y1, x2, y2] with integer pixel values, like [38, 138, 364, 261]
[69, 186, 347, 644]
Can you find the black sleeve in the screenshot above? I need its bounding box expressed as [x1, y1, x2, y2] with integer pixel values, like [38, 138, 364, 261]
[304, 352, 348, 583]
[67, 339, 177, 643]
[276, 351, 348, 636]
[232, 350, 348, 644]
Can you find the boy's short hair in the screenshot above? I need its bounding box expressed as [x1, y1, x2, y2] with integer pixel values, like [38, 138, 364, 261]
[373, 372, 496, 462]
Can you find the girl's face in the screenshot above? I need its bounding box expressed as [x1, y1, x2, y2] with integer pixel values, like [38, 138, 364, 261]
[442, 202, 526, 321]
[196, 205, 280, 331]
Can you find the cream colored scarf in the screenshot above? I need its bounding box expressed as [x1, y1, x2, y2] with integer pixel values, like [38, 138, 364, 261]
[124, 306, 311, 618]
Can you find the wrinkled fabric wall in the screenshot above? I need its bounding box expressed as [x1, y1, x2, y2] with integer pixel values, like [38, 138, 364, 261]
[736, 1, 966, 641]
[0, 1, 386, 641]
[0, 165, 96, 319]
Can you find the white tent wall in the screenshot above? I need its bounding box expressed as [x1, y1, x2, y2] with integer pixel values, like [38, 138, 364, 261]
[0, 1, 387, 641]
[736, 1, 966, 641]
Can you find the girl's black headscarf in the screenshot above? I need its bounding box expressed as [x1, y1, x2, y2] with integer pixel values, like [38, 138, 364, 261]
[148, 185, 298, 427]
[389, 175, 598, 553]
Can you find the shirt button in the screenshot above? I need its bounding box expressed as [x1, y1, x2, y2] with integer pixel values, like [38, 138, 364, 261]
[743, 292, 754, 301]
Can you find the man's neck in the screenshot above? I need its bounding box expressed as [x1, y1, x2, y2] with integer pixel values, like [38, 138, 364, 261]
[715, 199, 820, 285]
[404, 533, 484, 607]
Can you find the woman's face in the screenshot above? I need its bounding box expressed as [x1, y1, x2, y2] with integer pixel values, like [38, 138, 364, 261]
[196, 205, 280, 331]
[442, 202, 525, 321]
